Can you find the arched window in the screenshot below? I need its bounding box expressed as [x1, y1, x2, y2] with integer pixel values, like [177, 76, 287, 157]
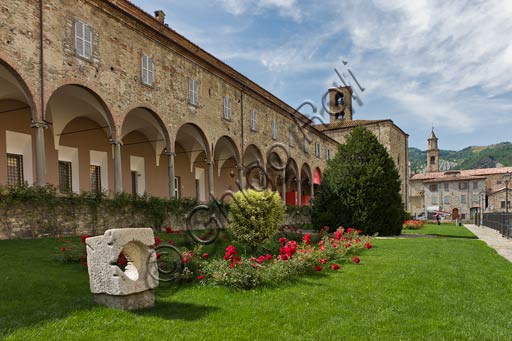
[430, 156, 435, 164]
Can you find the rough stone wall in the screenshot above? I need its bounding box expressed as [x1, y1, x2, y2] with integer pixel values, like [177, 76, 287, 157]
[421, 179, 485, 221]
[1, 0, 335, 193]
[487, 190, 510, 212]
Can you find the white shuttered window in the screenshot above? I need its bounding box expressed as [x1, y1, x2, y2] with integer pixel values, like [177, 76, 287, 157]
[74, 21, 93, 59]
[141, 54, 154, 86]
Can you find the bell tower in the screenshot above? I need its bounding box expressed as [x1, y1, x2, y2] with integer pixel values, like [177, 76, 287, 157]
[427, 128, 439, 172]
[328, 86, 353, 121]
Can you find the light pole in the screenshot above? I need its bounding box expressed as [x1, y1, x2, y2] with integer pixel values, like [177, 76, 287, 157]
[504, 171, 510, 214]
[479, 190, 485, 227]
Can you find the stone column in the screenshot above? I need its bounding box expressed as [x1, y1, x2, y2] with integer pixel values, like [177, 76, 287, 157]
[237, 165, 245, 191]
[297, 178, 302, 207]
[31, 121, 47, 186]
[166, 151, 176, 199]
[111, 139, 123, 194]
[281, 171, 286, 204]
[310, 180, 315, 200]
[207, 160, 214, 201]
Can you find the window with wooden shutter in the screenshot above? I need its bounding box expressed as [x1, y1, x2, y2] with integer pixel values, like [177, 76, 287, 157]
[74, 20, 93, 59]
[141, 54, 154, 86]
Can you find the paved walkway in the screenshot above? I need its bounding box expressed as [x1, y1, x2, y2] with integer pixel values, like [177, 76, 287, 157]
[465, 224, 512, 262]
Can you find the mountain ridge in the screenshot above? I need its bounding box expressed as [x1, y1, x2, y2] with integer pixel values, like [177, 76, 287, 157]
[409, 142, 512, 173]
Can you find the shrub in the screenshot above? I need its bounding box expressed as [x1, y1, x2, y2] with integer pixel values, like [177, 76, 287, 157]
[403, 220, 425, 229]
[199, 228, 372, 289]
[228, 190, 285, 250]
[311, 126, 405, 236]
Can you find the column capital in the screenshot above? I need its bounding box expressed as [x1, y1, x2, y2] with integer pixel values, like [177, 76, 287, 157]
[110, 138, 122, 146]
[31, 120, 48, 129]
[164, 151, 176, 157]
[206, 159, 214, 166]
[236, 164, 244, 171]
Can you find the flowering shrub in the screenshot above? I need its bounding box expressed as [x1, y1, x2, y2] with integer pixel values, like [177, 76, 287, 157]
[55, 234, 90, 264]
[403, 220, 425, 229]
[198, 227, 372, 289]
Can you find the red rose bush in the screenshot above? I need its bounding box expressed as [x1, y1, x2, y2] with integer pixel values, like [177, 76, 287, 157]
[198, 226, 372, 289]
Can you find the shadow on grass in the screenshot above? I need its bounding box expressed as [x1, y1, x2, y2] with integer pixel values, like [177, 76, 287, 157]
[400, 233, 477, 239]
[135, 301, 220, 321]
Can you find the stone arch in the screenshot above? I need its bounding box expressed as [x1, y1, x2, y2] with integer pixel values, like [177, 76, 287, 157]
[213, 136, 241, 195]
[174, 123, 211, 201]
[243, 144, 264, 169]
[0, 58, 40, 186]
[121, 107, 171, 157]
[120, 107, 172, 197]
[0, 57, 38, 119]
[45, 84, 117, 147]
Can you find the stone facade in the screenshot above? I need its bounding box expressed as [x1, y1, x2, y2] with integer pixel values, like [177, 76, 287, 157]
[1, 0, 408, 212]
[409, 132, 512, 221]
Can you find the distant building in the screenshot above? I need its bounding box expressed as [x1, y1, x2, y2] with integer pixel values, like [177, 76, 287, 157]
[409, 130, 512, 221]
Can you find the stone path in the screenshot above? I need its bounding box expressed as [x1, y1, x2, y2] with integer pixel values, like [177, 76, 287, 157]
[465, 224, 512, 263]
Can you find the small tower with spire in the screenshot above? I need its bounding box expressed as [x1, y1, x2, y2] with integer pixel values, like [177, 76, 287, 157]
[427, 128, 439, 172]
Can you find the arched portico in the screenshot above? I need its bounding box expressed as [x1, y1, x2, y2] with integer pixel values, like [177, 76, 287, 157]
[174, 123, 211, 202]
[121, 107, 171, 198]
[213, 136, 241, 197]
[46, 84, 117, 193]
[285, 158, 299, 206]
[0, 60, 39, 186]
[301, 163, 313, 206]
[243, 144, 266, 191]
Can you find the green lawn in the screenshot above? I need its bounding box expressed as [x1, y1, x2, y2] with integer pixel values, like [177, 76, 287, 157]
[402, 223, 477, 238]
[2, 233, 512, 339]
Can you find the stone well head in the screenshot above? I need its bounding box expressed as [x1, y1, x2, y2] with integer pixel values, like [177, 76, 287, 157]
[86, 228, 159, 309]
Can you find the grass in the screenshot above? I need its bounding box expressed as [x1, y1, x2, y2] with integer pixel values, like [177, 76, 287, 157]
[2, 228, 512, 339]
[402, 223, 477, 238]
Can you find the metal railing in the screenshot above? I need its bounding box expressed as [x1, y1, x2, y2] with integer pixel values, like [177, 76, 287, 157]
[483, 212, 512, 238]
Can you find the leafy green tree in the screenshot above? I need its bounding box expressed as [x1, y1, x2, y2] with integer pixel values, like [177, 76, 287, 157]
[312, 126, 404, 236]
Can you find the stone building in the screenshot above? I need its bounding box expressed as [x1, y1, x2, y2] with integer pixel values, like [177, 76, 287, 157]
[0, 0, 408, 206]
[409, 130, 512, 221]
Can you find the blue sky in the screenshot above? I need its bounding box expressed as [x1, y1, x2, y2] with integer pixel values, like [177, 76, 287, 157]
[132, 0, 512, 150]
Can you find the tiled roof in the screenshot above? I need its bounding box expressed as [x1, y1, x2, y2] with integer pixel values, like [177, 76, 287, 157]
[411, 167, 512, 181]
[422, 175, 487, 183]
[488, 186, 512, 196]
[315, 119, 391, 131]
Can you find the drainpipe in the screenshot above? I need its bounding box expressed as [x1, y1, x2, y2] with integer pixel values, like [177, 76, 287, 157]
[34, 0, 47, 186]
[240, 88, 244, 190]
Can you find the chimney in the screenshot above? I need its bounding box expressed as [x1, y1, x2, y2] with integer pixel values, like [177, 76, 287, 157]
[154, 10, 165, 24]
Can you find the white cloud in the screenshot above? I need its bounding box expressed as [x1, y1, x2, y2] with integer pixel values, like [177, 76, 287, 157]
[217, 0, 301, 21]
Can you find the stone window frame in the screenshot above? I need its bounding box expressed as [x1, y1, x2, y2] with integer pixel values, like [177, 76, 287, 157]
[326, 148, 331, 160]
[444, 183, 449, 191]
[429, 184, 438, 192]
[289, 126, 295, 147]
[271, 119, 277, 140]
[223, 96, 232, 121]
[472, 181, 479, 189]
[461, 194, 466, 204]
[315, 143, 321, 158]
[458, 182, 468, 190]
[431, 196, 437, 205]
[188, 78, 199, 106]
[74, 20, 93, 61]
[250, 110, 257, 131]
[303, 138, 309, 154]
[141, 54, 154, 87]
[443, 195, 449, 204]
